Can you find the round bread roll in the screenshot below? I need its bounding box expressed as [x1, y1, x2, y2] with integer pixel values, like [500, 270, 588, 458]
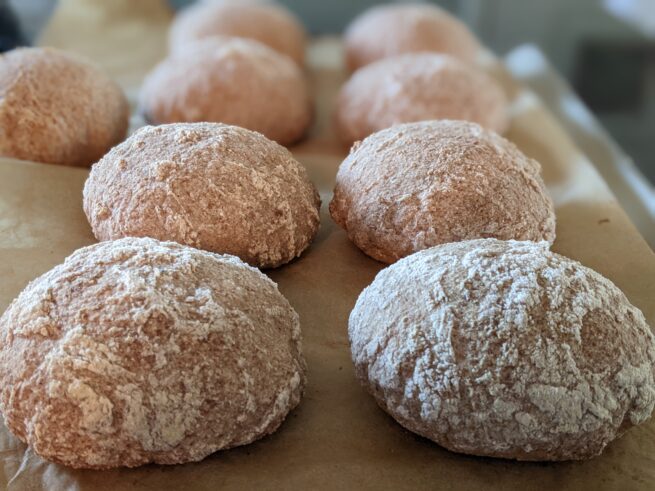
[329, 120, 555, 263]
[349, 239, 655, 461]
[0, 237, 306, 469]
[170, 1, 306, 65]
[344, 3, 481, 71]
[139, 37, 311, 146]
[336, 53, 508, 145]
[83, 123, 320, 268]
[0, 47, 128, 166]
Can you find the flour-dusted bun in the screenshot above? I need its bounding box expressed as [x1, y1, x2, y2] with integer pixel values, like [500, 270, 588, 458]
[139, 37, 311, 146]
[83, 123, 320, 268]
[0, 237, 306, 469]
[329, 120, 555, 263]
[349, 239, 655, 461]
[344, 3, 481, 71]
[170, 1, 306, 65]
[336, 53, 508, 145]
[84, 123, 320, 267]
[0, 47, 128, 166]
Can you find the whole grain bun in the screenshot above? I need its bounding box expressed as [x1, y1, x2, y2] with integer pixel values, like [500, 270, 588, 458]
[329, 120, 555, 263]
[0, 237, 306, 469]
[344, 3, 481, 71]
[349, 239, 655, 461]
[170, 1, 306, 65]
[0, 47, 128, 166]
[139, 37, 311, 146]
[83, 123, 320, 268]
[336, 53, 508, 145]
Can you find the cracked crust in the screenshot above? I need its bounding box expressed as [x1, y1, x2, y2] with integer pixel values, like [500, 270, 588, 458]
[335, 53, 508, 145]
[0, 47, 128, 166]
[329, 120, 556, 263]
[349, 239, 655, 461]
[0, 237, 306, 469]
[344, 3, 481, 71]
[83, 122, 321, 268]
[169, 1, 307, 65]
[139, 37, 311, 146]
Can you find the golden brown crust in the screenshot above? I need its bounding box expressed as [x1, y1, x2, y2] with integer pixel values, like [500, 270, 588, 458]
[329, 120, 556, 263]
[170, 1, 307, 65]
[344, 3, 481, 71]
[0, 47, 129, 166]
[349, 239, 655, 461]
[335, 53, 508, 145]
[83, 123, 321, 268]
[0, 237, 306, 469]
[139, 37, 312, 146]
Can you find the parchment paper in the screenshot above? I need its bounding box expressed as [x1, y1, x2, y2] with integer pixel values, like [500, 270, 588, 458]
[1, 1, 654, 489]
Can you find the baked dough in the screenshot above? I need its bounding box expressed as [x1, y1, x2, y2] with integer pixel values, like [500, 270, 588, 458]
[349, 239, 655, 460]
[330, 120, 555, 263]
[344, 3, 480, 71]
[0, 237, 306, 469]
[0, 47, 128, 166]
[139, 37, 311, 146]
[170, 0, 306, 65]
[336, 53, 508, 145]
[83, 123, 320, 268]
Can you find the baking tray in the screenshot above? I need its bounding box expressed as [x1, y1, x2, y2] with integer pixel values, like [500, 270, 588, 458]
[1, 1, 654, 489]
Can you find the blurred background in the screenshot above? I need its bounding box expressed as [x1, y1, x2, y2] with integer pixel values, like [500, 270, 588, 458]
[2, 0, 655, 188]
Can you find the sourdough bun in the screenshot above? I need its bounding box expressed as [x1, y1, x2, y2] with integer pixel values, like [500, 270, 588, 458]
[330, 120, 555, 263]
[344, 3, 480, 71]
[83, 123, 321, 268]
[170, 1, 306, 65]
[139, 37, 311, 146]
[349, 239, 655, 460]
[336, 53, 508, 145]
[0, 237, 306, 469]
[0, 47, 128, 166]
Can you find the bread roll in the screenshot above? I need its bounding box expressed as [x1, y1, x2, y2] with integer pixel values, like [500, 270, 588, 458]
[336, 53, 508, 145]
[330, 120, 555, 263]
[140, 37, 311, 146]
[349, 239, 655, 460]
[0, 237, 306, 469]
[0, 47, 128, 166]
[170, 0, 306, 65]
[84, 123, 320, 268]
[344, 3, 480, 71]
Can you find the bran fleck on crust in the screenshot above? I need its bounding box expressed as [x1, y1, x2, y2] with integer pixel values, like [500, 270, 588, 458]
[349, 239, 655, 461]
[0, 237, 306, 469]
